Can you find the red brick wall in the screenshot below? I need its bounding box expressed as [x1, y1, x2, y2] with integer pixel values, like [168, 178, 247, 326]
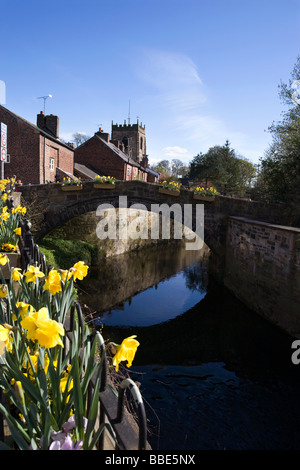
[41, 136, 74, 183]
[0, 106, 74, 184]
[75, 135, 126, 180]
[0, 106, 40, 184]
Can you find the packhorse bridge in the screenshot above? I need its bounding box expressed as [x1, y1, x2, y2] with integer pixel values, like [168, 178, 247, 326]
[19, 180, 300, 338]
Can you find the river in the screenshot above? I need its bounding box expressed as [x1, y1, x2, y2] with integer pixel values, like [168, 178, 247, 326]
[79, 242, 300, 450]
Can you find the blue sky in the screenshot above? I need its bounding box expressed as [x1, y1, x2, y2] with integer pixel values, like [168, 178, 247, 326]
[1, 0, 299, 167]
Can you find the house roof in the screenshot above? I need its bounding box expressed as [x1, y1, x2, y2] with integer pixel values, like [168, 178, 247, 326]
[74, 163, 100, 180]
[146, 168, 159, 176]
[0, 104, 74, 151]
[95, 134, 146, 170]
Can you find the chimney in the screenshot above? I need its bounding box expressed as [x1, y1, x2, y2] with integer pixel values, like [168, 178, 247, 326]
[36, 112, 59, 138]
[95, 127, 110, 142]
[45, 114, 59, 138]
[37, 111, 45, 129]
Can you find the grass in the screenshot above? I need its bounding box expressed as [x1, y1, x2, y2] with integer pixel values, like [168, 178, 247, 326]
[38, 237, 104, 270]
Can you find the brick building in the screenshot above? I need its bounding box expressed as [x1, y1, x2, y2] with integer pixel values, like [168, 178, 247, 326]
[0, 105, 74, 184]
[74, 127, 150, 182]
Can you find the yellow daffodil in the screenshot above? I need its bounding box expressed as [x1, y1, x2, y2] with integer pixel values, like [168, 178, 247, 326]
[0, 253, 8, 266]
[43, 269, 62, 295]
[0, 324, 13, 354]
[60, 365, 73, 398]
[0, 285, 7, 298]
[24, 265, 45, 284]
[112, 335, 140, 372]
[70, 261, 88, 281]
[14, 227, 22, 236]
[23, 350, 50, 378]
[12, 268, 23, 282]
[13, 302, 34, 321]
[1, 193, 7, 201]
[59, 269, 72, 283]
[0, 212, 9, 221]
[21, 307, 64, 349]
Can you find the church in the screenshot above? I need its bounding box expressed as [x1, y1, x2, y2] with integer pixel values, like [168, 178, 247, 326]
[74, 120, 159, 183]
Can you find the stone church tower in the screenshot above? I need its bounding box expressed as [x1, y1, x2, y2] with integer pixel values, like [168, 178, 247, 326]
[111, 119, 147, 165]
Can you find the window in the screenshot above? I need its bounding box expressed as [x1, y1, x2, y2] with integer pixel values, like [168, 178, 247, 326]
[127, 167, 131, 176]
[49, 157, 54, 171]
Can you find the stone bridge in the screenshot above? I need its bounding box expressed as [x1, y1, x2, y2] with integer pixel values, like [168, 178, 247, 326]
[19, 180, 300, 337]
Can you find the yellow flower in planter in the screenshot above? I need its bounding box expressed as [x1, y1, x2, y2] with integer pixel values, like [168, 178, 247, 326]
[14, 227, 22, 236]
[0, 253, 8, 266]
[21, 307, 65, 349]
[0, 285, 7, 298]
[112, 335, 140, 372]
[2, 193, 7, 201]
[0, 324, 13, 354]
[1, 243, 17, 252]
[12, 268, 23, 282]
[70, 261, 89, 281]
[43, 269, 62, 295]
[24, 265, 45, 284]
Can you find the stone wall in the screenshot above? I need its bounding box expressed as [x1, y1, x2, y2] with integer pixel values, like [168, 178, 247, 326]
[224, 216, 300, 337]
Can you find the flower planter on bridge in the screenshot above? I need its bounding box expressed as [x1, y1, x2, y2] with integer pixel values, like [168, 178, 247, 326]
[158, 188, 180, 197]
[61, 184, 83, 191]
[93, 183, 115, 189]
[193, 194, 215, 202]
[0, 248, 21, 279]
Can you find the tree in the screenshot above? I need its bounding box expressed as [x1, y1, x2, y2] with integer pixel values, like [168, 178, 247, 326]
[189, 141, 256, 195]
[72, 132, 91, 147]
[255, 56, 300, 202]
[151, 160, 171, 175]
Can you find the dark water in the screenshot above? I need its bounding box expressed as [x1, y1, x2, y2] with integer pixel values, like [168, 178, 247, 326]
[80, 243, 300, 450]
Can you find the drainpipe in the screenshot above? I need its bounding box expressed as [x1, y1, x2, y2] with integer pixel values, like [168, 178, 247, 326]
[43, 134, 46, 184]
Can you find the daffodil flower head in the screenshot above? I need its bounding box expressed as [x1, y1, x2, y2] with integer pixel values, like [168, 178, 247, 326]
[0, 324, 13, 354]
[0, 253, 8, 266]
[70, 261, 88, 282]
[24, 265, 45, 284]
[0, 285, 7, 298]
[21, 307, 64, 349]
[13, 302, 35, 321]
[12, 268, 23, 282]
[43, 269, 62, 295]
[112, 335, 140, 372]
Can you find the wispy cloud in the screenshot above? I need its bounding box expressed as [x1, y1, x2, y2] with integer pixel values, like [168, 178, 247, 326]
[134, 48, 263, 163]
[163, 146, 191, 159]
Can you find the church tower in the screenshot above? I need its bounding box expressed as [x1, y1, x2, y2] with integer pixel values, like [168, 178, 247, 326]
[111, 119, 147, 165]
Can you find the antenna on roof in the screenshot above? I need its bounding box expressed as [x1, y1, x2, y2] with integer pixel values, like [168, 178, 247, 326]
[38, 94, 52, 114]
[128, 100, 131, 125]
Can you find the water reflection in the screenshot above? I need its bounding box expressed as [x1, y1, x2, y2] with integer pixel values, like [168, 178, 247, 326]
[80, 242, 210, 327]
[80, 242, 300, 450]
